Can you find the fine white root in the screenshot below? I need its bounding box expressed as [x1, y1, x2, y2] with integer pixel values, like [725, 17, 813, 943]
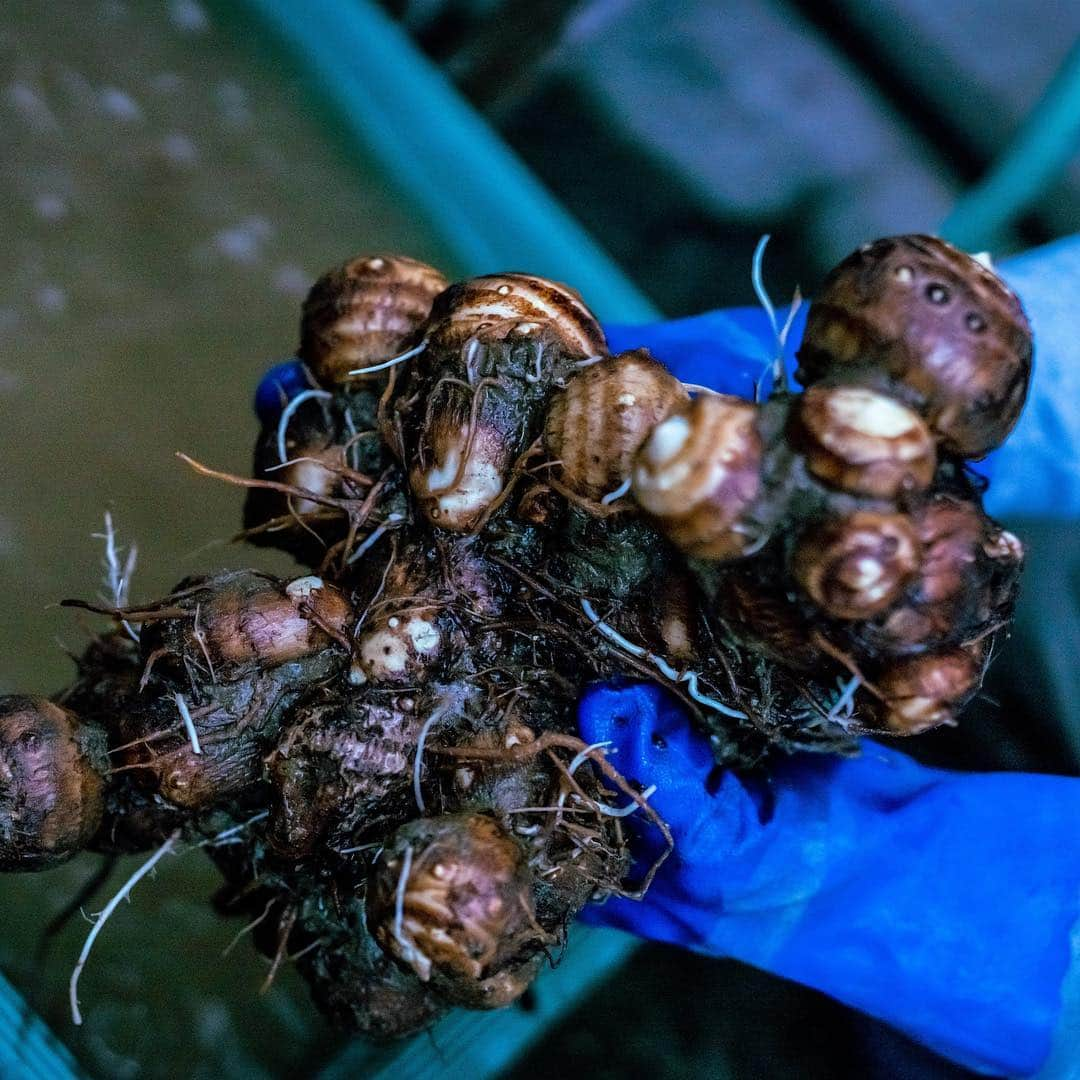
[70, 830, 181, 1025]
[346, 512, 405, 565]
[347, 339, 427, 378]
[751, 234, 800, 397]
[599, 478, 632, 506]
[827, 675, 862, 726]
[523, 343, 545, 384]
[412, 701, 451, 813]
[752, 234, 779, 345]
[201, 810, 270, 848]
[276, 388, 333, 464]
[778, 286, 803, 352]
[795, 675, 863, 728]
[391, 844, 431, 980]
[174, 693, 202, 755]
[564, 739, 655, 817]
[93, 512, 139, 643]
[580, 599, 748, 720]
[588, 784, 657, 817]
[568, 740, 613, 776]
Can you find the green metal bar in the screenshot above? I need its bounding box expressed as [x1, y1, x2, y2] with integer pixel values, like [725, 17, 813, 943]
[226, 0, 659, 324]
[943, 38, 1080, 250]
[0, 971, 84, 1080]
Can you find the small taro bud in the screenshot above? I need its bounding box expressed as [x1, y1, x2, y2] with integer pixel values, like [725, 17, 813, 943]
[367, 814, 541, 1006]
[870, 648, 982, 734]
[409, 413, 508, 532]
[544, 349, 689, 501]
[0, 697, 105, 870]
[354, 609, 444, 684]
[632, 395, 766, 560]
[244, 398, 348, 561]
[144, 571, 353, 677]
[424, 273, 606, 360]
[253, 429, 346, 519]
[876, 495, 1023, 651]
[796, 235, 1032, 458]
[300, 254, 448, 386]
[793, 511, 921, 620]
[794, 384, 936, 499]
[915, 497, 1021, 608]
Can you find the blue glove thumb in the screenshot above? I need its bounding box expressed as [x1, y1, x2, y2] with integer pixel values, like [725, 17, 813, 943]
[578, 682, 1080, 1077]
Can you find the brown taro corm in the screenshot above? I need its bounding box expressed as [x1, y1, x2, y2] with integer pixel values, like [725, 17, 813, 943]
[0, 236, 1030, 1036]
[795, 235, 1032, 458]
[0, 697, 107, 870]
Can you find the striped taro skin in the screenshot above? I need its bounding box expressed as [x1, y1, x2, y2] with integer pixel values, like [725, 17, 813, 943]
[794, 384, 937, 499]
[791, 511, 921, 621]
[300, 253, 448, 386]
[796, 234, 1032, 458]
[632, 394, 767, 560]
[424, 272, 607, 360]
[544, 348, 688, 501]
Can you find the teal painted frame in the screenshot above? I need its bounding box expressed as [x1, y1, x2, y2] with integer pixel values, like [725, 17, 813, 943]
[943, 38, 1080, 249]
[220, 0, 659, 325]
[0, 971, 83, 1080]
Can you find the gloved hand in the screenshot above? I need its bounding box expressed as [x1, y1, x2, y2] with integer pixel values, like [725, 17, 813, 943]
[577, 683, 1080, 1077]
[581, 236, 1080, 1077]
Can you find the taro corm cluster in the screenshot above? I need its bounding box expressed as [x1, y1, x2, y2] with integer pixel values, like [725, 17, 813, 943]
[0, 236, 1030, 1037]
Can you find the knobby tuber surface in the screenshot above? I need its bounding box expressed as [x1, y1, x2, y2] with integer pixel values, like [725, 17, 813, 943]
[0, 236, 1030, 1036]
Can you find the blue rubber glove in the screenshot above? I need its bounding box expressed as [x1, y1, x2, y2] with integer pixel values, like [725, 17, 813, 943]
[583, 236, 1080, 1077]
[578, 684, 1080, 1077]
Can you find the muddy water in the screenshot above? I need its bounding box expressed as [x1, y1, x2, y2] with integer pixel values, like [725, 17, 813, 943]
[0, 2, 455, 1076]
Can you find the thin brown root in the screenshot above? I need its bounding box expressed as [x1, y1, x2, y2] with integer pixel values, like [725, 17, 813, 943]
[60, 599, 187, 622]
[812, 632, 885, 701]
[233, 504, 340, 544]
[176, 453, 362, 511]
[222, 898, 276, 958]
[300, 602, 355, 657]
[139, 647, 167, 690]
[266, 455, 373, 489]
[434, 733, 673, 898]
[467, 439, 543, 536]
[260, 904, 299, 996]
[530, 468, 628, 518]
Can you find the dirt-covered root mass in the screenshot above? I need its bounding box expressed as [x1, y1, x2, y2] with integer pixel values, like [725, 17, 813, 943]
[0, 236, 1029, 1036]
